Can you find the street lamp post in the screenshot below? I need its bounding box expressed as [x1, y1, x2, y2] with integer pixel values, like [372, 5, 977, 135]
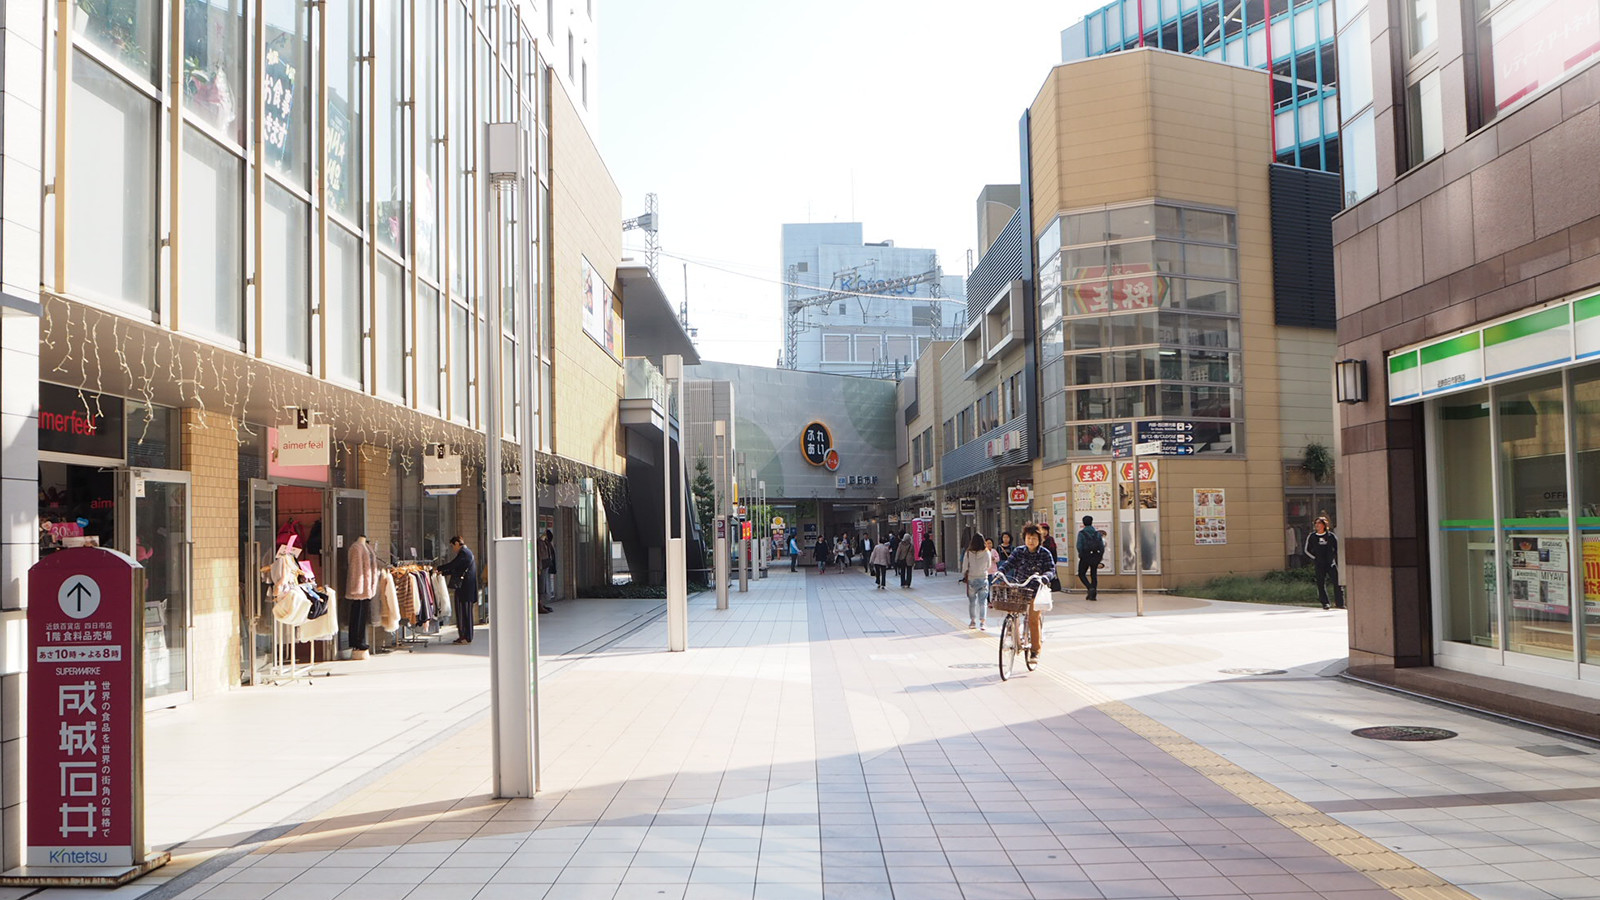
[664, 355, 687, 651]
[714, 420, 729, 609]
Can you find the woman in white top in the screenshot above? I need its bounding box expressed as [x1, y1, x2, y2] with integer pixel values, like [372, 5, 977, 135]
[958, 533, 993, 631]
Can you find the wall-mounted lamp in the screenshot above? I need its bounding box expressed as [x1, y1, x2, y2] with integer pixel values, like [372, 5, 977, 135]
[1335, 358, 1367, 404]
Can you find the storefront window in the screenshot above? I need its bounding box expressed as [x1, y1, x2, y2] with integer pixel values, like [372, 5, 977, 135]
[450, 300, 470, 422]
[263, 0, 311, 185]
[326, 224, 363, 386]
[326, 0, 362, 221]
[69, 53, 156, 315]
[1476, 0, 1600, 122]
[376, 257, 406, 400]
[418, 285, 442, 414]
[183, 0, 245, 141]
[262, 182, 310, 367]
[128, 402, 179, 468]
[75, 0, 160, 82]
[1572, 367, 1600, 663]
[375, 0, 408, 253]
[180, 127, 243, 343]
[1439, 391, 1497, 647]
[1498, 373, 1573, 660]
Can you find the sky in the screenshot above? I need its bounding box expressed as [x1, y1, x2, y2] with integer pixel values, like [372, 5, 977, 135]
[598, 0, 1101, 367]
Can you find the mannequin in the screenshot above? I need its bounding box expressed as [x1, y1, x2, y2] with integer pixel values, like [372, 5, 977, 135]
[344, 535, 380, 659]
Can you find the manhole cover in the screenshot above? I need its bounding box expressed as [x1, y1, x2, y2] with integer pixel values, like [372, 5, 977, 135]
[1352, 726, 1458, 741]
[949, 662, 991, 670]
[1219, 668, 1288, 676]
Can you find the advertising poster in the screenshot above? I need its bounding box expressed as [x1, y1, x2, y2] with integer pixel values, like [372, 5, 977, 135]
[1116, 460, 1160, 575]
[1051, 492, 1070, 560]
[1509, 535, 1570, 614]
[581, 256, 621, 360]
[911, 517, 927, 561]
[1071, 463, 1114, 516]
[1584, 537, 1600, 615]
[1194, 488, 1227, 546]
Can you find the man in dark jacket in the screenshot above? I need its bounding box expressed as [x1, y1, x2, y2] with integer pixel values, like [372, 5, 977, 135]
[1076, 516, 1104, 601]
[438, 536, 480, 643]
[1303, 517, 1345, 610]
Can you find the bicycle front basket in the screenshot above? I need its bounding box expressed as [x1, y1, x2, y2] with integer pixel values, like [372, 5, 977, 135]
[988, 582, 1034, 614]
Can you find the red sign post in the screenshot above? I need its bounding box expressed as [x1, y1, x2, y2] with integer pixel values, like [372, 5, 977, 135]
[25, 548, 155, 875]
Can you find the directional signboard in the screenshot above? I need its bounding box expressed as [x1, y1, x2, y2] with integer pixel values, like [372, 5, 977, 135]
[1113, 421, 1197, 458]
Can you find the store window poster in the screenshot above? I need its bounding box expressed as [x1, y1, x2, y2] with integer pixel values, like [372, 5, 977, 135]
[1509, 535, 1570, 614]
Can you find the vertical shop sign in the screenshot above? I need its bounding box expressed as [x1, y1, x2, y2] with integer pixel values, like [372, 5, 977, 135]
[1193, 489, 1227, 545]
[27, 548, 145, 868]
[911, 518, 927, 561]
[1117, 460, 1160, 575]
[262, 45, 298, 169]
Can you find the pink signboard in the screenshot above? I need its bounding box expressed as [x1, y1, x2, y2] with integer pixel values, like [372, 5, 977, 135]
[911, 518, 927, 561]
[28, 548, 143, 868]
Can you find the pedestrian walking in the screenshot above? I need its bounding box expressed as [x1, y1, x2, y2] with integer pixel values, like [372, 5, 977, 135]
[870, 537, 892, 589]
[1039, 524, 1062, 590]
[537, 529, 556, 614]
[985, 537, 1001, 576]
[814, 534, 831, 574]
[894, 531, 914, 587]
[1304, 517, 1346, 610]
[1076, 516, 1104, 601]
[859, 533, 872, 572]
[788, 533, 799, 572]
[437, 536, 480, 644]
[836, 533, 852, 569]
[918, 532, 937, 578]
[999, 524, 1055, 660]
[959, 533, 991, 630]
[998, 531, 1015, 557]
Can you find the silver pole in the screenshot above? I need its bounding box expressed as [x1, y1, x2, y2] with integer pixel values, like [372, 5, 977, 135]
[1132, 450, 1145, 617]
[665, 355, 687, 651]
[485, 124, 534, 798]
[714, 421, 729, 609]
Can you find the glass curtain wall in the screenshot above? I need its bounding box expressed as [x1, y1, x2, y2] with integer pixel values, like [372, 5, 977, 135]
[1037, 202, 1243, 465]
[1434, 363, 1600, 671]
[58, 0, 554, 434]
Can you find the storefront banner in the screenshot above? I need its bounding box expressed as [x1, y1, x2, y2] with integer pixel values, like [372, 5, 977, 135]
[1419, 332, 1484, 398]
[27, 548, 143, 868]
[39, 383, 125, 459]
[1194, 489, 1227, 545]
[1509, 535, 1570, 614]
[1116, 460, 1160, 575]
[911, 517, 927, 561]
[1388, 351, 1421, 404]
[422, 449, 463, 487]
[1483, 305, 1572, 381]
[1575, 292, 1600, 360]
[272, 424, 331, 468]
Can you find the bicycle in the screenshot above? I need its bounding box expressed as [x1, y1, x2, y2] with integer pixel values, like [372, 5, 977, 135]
[988, 573, 1051, 681]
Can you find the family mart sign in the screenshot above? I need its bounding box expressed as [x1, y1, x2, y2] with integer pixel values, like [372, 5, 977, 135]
[1388, 291, 1600, 404]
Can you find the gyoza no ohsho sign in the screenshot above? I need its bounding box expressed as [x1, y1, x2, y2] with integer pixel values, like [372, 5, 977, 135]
[28, 547, 145, 868]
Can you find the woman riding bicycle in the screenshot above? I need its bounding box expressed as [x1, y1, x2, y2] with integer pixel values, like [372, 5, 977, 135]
[999, 523, 1055, 660]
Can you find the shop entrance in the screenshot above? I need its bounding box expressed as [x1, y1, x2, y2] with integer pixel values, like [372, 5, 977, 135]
[122, 469, 193, 707]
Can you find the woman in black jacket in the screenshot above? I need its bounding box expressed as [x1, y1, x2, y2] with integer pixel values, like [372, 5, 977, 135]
[1303, 517, 1345, 610]
[999, 524, 1056, 660]
[918, 533, 937, 577]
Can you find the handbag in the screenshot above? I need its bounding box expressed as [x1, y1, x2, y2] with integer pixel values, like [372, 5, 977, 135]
[1033, 582, 1055, 612]
[273, 588, 312, 625]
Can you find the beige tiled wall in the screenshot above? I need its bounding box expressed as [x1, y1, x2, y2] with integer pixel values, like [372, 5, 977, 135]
[182, 410, 240, 696]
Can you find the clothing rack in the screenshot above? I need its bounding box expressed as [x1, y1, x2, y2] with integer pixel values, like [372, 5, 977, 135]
[387, 561, 440, 650]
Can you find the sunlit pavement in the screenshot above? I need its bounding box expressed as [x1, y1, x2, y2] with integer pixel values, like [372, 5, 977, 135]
[16, 569, 1600, 900]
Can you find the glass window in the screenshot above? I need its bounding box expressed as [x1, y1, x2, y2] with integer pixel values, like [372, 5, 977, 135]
[75, 0, 160, 82]
[1180, 280, 1239, 313]
[1106, 205, 1155, 240]
[1040, 288, 1062, 329]
[823, 334, 851, 362]
[1182, 209, 1235, 244]
[327, 0, 362, 221]
[1185, 244, 1237, 279]
[1476, 0, 1599, 119]
[1069, 352, 1105, 387]
[1572, 367, 1600, 662]
[1062, 246, 1106, 281]
[1341, 108, 1378, 205]
[69, 54, 156, 314]
[1068, 318, 1105, 350]
[376, 257, 406, 400]
[376, 0, 408, 252]
[179, 127, 243, 343]
[1071, 424, 1111, 455]
[1036, 219, 1061, 260]
[263, 0, 311, 185]
[1063, 210, 1107, 247]
[1338, 12, 1374, 113]
[1409, 0, 1438, 52]
[1108, 311, 1157, 346]
[183, 0, 245, 141]
[419, 0, 444, 281]
[1108, 241, 1154, 275]
[450, 301, 470, 421]
[885, 334, 913, 362]
[417, 286, 441, 414]
[326, 225, 363, 386]
[1499, 373, 1573, 660]
[1041, 323, 1064, 362]
[1045, 428, 1069, 463]
[1043, 359, 1065, 395]
[1407, 72, 1445, 167]
[452, 1, 472, 296]
[262, 183, 310, 366]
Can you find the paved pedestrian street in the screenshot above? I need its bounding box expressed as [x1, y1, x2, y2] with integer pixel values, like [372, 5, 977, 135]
[18, 570, 1600, 900]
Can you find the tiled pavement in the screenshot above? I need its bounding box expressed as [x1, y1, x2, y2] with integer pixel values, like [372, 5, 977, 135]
[12, 570, 1600, 900]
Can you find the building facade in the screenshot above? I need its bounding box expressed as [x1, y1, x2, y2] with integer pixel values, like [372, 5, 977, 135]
[1333, 0, 1600, 729]
[1061, 0, 1339, 173]
[780, 222, 966, 376]
[0, 0, 648, 868]
[1026, 50, 1337, 588]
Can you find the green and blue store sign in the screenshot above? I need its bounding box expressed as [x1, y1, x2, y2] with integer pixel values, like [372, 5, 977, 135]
[1388, 290, 1600, 404]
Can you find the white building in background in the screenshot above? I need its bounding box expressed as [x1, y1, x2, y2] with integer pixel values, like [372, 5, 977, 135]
[781, 223, 966, 377]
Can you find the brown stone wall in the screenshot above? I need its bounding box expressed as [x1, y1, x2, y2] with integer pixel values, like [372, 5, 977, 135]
[1332, 50, 1600, 670]
[357, 444, 393, 561]
[183, 410, 240, 695]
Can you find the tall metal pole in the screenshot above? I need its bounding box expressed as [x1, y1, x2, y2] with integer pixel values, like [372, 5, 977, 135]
[1132, 450, 1145, 618]
[665, 355, 687, 651]
[714, 421, 729, 609]
[484, 123, 535, 797]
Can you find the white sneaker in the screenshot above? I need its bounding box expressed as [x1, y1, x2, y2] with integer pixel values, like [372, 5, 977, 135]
[979, 623, 987, 632]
